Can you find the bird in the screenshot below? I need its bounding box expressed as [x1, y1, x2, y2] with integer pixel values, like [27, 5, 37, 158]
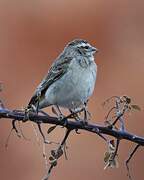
[27, 39, 99, 121]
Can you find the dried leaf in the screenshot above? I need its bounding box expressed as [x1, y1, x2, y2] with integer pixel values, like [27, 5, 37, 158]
[131, 104, 141, 111]
[104, 140, 119, 169]
[104, 152, 119, 169]
[123, 96, 131, 104]
[49, 156, 54, 161]
[104, 151, 110, 163]
[47, 125, 57, 134]
[51, 148, 63, 159]
[109, 140, 115, 151]
[104, 155, 119, 169]
[51, 150, 56, 157]
[57, 148, 63, 159]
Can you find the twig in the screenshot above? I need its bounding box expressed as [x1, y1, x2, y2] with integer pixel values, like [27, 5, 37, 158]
[43, 142, 48, 171]
[12, 120, 21, 137]
[17, 121, 30, 141]
[105, 107, 116, 120]
[125, 144, 140, 180]
[37, 123, 50, 144]
[112, 110, 125, 127]
[31, 123, 41, 145]
[112, 139, 120, 162]
[5, 120, 21, 148]
[63, 143, 68, 160]
[5, 128, 14, 149]
[44, 129, 71, 180]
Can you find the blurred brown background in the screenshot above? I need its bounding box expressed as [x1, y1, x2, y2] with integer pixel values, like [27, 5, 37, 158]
[0, 0, 144, 180]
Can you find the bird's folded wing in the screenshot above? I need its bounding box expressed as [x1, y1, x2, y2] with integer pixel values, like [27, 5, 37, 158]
[28, 56, 73, 107]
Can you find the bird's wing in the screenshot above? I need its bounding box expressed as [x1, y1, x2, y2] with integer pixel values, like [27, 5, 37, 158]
[28, 56, 73, 108]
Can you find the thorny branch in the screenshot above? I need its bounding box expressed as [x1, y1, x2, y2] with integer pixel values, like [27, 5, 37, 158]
[0, 95, 143, 179]
[0, 107, 144, 145]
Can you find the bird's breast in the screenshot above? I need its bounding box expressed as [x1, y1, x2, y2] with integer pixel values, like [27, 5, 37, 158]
[43, 58, 97, 109]
[70, 60, 97, 99]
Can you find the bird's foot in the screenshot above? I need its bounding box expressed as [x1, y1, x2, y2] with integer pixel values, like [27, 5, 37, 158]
[58, 114, 65, 121]
[23, 107, 30, 122]
[60, 116, 68, 126]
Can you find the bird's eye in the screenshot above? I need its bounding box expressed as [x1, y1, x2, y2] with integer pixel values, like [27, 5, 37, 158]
[84, 46, 89, 49]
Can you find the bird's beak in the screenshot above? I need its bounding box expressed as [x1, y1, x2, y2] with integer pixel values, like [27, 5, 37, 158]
[92, 47, 99, 53]
[95, 48, 99, 53]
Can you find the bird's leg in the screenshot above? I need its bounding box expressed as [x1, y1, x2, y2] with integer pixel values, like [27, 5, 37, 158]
[53, 105, 65, 120]
[83, 101, 91, 125]
[23, 107, 31, 122]
[69, 109, 81, 121]
[51, 105, 68, 126]
[23, 101, 38, 122]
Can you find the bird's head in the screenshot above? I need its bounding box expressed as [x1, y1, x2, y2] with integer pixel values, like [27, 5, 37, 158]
[65, 39, 99, 57]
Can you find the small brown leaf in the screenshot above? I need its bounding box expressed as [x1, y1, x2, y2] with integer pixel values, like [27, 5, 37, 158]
[104, 151, 110, 163]
[104, 140, 119, 169]
[104, 155, 119, 169]
[109, 140, 115, 151]
[57, 148, 63, 158]
[131, 104, 141, 111]
[123, 96, 131, 104]
[49, 156, 54, 161]
[51, 150, 56, 157]
[47, 125, 57, 134]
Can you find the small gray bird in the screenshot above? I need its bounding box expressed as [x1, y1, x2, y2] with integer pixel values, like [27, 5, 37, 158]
[27, 39, 99, 116]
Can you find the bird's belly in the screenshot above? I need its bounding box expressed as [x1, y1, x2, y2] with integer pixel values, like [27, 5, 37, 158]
[43, 65, 96, 109]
